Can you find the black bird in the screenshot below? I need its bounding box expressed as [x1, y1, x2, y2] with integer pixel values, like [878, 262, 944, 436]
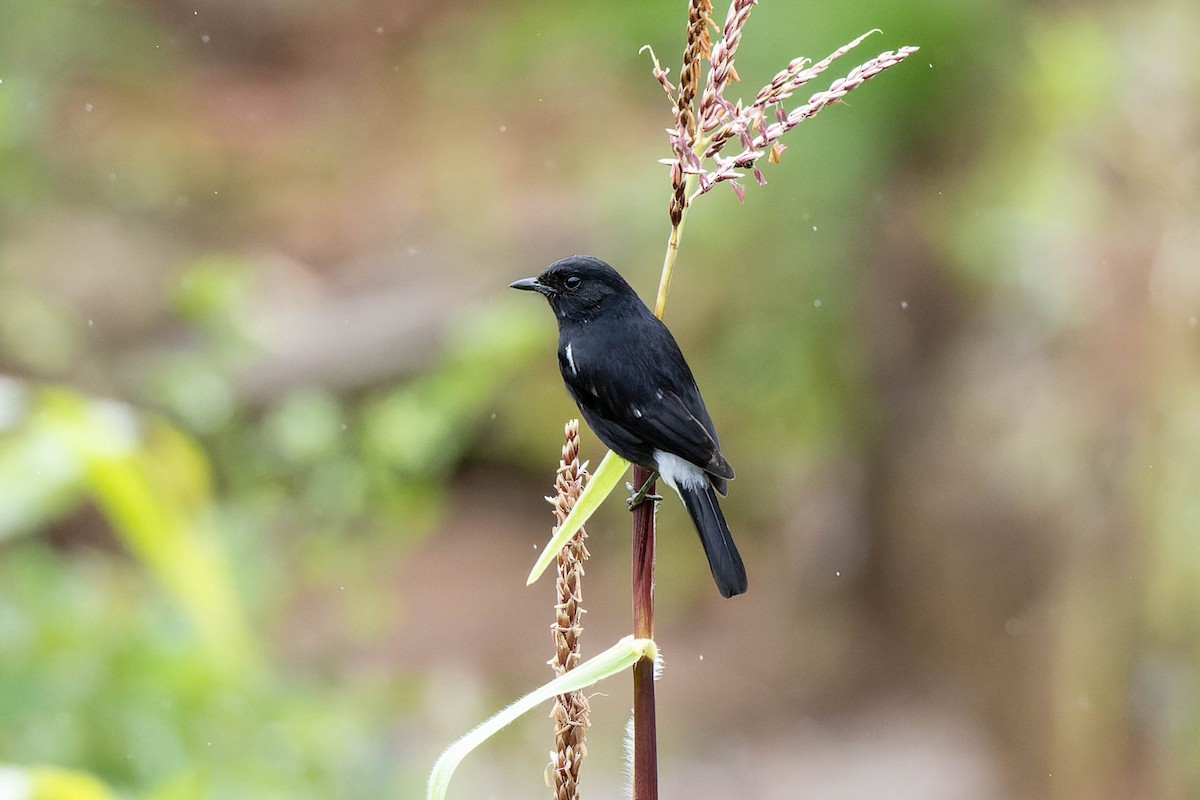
[510, 255, 747, 597]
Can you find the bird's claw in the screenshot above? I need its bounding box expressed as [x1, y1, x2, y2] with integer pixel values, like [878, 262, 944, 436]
[626, 471, 662, 510]
[627, 492, 663, 509]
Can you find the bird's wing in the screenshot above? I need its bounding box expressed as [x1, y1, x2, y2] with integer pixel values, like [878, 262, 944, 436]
[562, 335, 733, 483]
[671, 381, 731, 471]
[644, 388, 734, 482]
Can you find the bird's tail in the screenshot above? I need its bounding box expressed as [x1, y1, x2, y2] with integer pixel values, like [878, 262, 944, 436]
[677, 483, 747, 598]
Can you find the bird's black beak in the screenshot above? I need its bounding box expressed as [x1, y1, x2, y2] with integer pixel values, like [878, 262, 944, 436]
[509, 277, 551, 295]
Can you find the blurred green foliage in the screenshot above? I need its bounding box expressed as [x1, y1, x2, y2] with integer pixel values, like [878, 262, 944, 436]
[0, 383, 253, 671]
[0, 0, 1197, 799]
[0, 764, 123, 800]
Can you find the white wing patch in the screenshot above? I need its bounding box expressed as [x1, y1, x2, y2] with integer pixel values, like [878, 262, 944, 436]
[565, 342, 578, 376]
[654, 450, 707, 492]
[632, 406, 642, 418]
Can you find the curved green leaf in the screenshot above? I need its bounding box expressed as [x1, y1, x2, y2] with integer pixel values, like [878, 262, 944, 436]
[525, 449, 630, 586]
[427, 635, 656, 800]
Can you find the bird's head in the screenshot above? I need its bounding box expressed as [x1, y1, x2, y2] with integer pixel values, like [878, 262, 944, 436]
[509, 255, 638, 322]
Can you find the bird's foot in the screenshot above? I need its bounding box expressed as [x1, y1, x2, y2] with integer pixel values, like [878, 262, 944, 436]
[626, 471, 662, 510]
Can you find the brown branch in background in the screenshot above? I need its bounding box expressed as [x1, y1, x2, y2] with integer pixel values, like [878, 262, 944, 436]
[547, 420, 591, 800]
[629, 464, 658, 800]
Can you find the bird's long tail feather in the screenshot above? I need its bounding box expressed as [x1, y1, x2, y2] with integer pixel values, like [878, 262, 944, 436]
[677, 483, 747, 598]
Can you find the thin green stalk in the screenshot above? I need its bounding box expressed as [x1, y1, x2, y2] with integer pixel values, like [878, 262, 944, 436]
[653, 171, 700, 320]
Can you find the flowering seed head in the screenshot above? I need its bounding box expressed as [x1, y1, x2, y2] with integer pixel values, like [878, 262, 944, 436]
[548, 419, 591, 800]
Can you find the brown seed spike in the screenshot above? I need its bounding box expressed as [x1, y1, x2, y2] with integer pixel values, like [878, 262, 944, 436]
[548, 419, 590, 800]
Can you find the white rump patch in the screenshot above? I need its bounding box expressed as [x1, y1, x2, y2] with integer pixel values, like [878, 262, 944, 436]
[654, 450, 706, 492]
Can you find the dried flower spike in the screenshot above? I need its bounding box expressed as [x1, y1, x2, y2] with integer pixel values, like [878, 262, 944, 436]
[646, 0, 918, 217]
[547, 419, 591, 800]
[697, 44, 920, 196]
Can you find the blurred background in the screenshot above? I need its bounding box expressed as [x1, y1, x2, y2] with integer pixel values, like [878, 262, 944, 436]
[1, 0, 1198, 798]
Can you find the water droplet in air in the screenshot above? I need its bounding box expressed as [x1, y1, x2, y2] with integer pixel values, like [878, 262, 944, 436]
[813, 299, 822, 308]
[201, 34, 210, 43]
[84, 102, 94, 111]
[499, 125, 507, 133]
[901, 301, 908, 309]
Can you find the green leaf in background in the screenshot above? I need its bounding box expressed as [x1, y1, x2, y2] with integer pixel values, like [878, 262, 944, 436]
[0, 382, 256, 676]
[0, 379, 85, 541]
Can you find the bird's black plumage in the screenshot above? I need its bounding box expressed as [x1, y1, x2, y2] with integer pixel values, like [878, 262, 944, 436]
[511, 255, 747, 597]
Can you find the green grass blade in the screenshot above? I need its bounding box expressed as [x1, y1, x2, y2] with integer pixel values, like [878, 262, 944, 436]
[526, 449, 630, 585]
[427, 635, 656, 800]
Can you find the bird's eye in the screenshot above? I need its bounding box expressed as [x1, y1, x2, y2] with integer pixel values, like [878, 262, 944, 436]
[564, 275, 582, 290]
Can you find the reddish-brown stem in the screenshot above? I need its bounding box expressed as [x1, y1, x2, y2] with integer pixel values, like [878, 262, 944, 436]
[630, 464, 658, 800]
